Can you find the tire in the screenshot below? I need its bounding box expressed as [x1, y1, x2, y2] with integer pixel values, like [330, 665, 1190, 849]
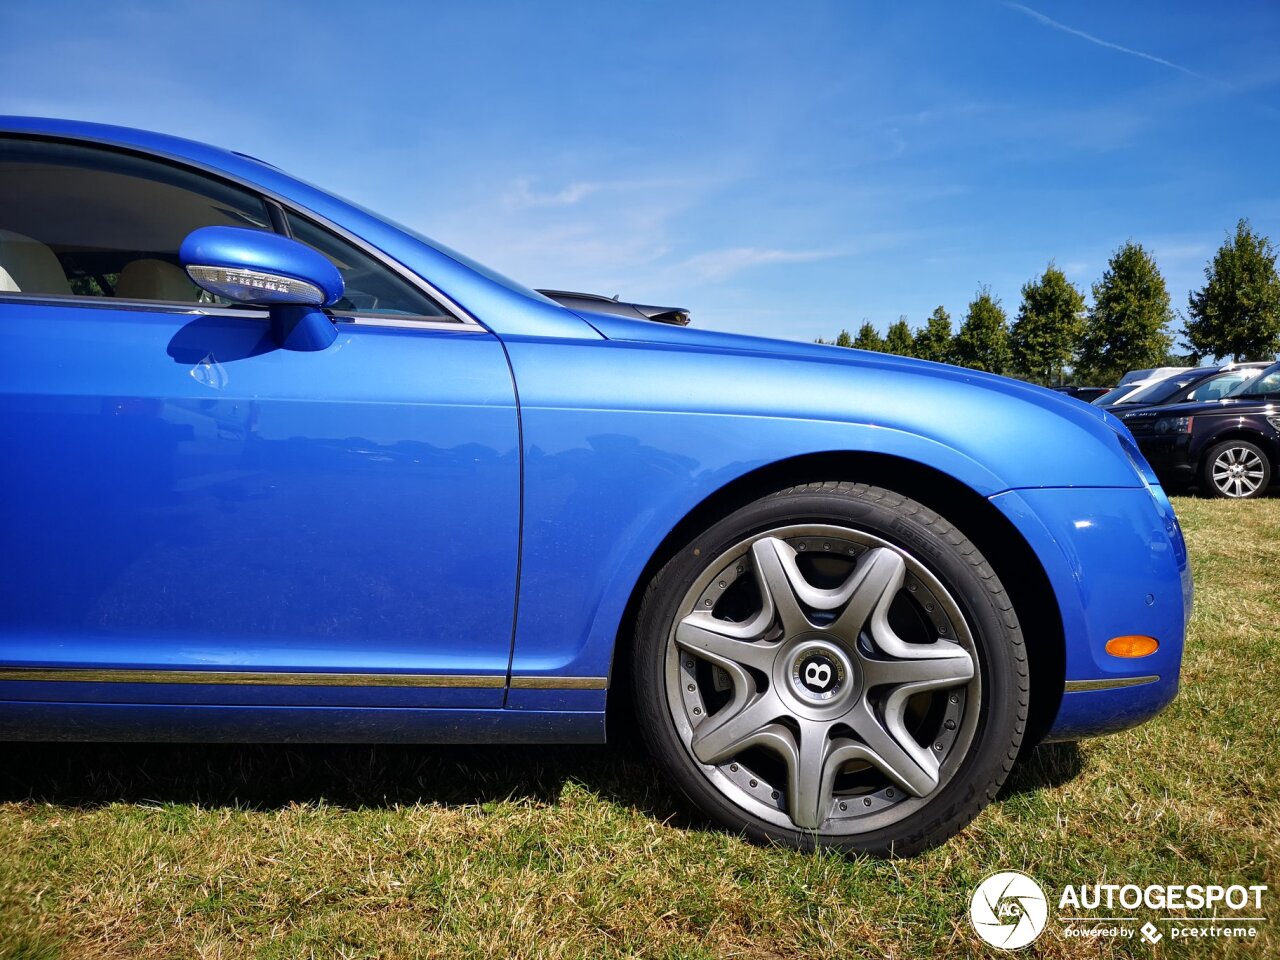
[1199, 440, 1272, 499]
[632, 481, 1028, 857]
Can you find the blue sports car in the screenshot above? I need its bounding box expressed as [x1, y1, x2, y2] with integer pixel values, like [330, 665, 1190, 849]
[0, 118, 1191, 855]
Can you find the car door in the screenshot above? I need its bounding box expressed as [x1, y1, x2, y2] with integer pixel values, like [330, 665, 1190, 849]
[0, 136, 520, 708]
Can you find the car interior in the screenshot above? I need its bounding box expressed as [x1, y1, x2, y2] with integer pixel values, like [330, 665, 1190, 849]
[0, 139, 449, 319]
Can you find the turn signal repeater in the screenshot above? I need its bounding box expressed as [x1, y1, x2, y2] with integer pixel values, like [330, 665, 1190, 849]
[1106, 635, 1159, 658]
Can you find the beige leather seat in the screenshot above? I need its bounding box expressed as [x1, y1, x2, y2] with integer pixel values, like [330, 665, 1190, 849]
[0, 229, 72, 295]
[114, 258, 199, 301]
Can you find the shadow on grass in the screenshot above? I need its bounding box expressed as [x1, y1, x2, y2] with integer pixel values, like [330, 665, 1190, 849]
[999, 741, 1084, 799]
[0, 738, 701, 825]
[0, 736, 1086, 828]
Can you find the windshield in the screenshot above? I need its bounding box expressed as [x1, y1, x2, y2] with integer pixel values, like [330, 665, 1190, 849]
[1116, 374, 1202, 405]
[1117, 369, 1153, 386]
[1225, 364, 1280, 399]
[1092, 385, 1139, 406]
[336, 198, 556, 304]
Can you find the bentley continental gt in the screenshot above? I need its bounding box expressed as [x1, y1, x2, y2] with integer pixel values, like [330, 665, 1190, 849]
[0, 118, 1191, 855]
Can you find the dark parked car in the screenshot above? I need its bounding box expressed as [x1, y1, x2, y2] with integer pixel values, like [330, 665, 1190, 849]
[538, 289, 690, 325]
[1106, 363, 1268, 413]
[1119, 361, 1280, 498]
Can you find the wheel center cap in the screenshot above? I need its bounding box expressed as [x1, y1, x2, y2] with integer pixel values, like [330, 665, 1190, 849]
[788, 641, 853, 703]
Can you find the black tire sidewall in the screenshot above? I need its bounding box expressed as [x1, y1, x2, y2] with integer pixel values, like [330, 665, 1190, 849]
[1200, 440, 1272, 499]
[632, 483, 1028, 857]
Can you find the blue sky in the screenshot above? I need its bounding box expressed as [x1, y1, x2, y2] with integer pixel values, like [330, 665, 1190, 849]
[3, 1, 1280, 342]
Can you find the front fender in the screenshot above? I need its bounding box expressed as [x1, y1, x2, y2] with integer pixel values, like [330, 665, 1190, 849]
[501, 334, 1143, 711]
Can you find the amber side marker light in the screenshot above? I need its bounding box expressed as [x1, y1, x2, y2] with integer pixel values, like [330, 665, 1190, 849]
[1106, 635, 1159, 658]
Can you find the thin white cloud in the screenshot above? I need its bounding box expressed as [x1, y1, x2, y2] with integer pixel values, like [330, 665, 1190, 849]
[677, 247, 843, 282]
[503, 178, 604, 208]
[1004, 2, 1213, 83]
[501, 175, 713, 210]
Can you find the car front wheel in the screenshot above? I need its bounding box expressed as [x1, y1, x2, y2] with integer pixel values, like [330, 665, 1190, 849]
[1200, 440, 1272, 499]
[632, 481, 1029, 856]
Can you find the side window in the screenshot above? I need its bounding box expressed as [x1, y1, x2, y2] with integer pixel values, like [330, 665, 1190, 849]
[284, 211, 450, 319]
[1189, 375, 1242, 401]
[0, 137, 272, 303]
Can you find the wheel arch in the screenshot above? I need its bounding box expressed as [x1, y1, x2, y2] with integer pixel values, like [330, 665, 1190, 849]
[607, 450, 1066, 750]
[1199, 427, 1279, 464]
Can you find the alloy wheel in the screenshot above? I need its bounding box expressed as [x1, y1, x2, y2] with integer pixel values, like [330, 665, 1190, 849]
[1211, 445, 1266, 498]
[663, 524, 980, 834]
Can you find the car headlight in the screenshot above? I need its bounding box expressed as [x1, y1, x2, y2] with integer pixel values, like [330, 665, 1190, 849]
[1154, 416, 1194, 434]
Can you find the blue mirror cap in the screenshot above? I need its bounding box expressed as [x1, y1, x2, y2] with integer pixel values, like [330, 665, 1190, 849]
[179, 226, 345, 306]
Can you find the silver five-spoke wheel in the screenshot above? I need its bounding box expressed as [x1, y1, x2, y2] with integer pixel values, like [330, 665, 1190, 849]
[634, 482, 1026, 854]
[664, 524, 980, 834]
[1209, 444, 1267, 498]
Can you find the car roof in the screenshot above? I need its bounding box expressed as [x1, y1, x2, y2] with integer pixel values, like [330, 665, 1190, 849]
[0, 116, 277, 183]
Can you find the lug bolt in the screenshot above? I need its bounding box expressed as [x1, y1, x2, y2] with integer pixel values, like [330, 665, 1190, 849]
[839, 801, 847, 811]
[687, 684, 695, 692]
[934, 742, 944, 751]
[797, 542, 806, 550]
[730, 763, 739, 772]
[686, 660, 694, 669]
[737, 565, 744, 574]
[823, 542, 831, 551]
[945, 719, 956, 730]
[886, 788, 895, 798]
[749, 779, 758, 788]
[863, 797, 873, 807]
[718, 580, 726, 588]
[771, 790, 780, 800]
[704, 599, 712, 606]
[949, 694, 959, 704]
[692, 707, 701, 715]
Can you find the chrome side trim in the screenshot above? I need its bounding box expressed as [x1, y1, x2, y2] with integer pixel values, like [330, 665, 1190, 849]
[1063, 675, 1159, 693]
[0, 291, 483, 335]
[0, 667, 504, 688]
[0, 294, 483, 334]
[509, 675, 609, 690]
[347, 315, 486, 332]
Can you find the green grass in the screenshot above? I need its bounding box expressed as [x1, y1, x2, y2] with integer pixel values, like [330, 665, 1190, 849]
[1, 497, 1277, 958]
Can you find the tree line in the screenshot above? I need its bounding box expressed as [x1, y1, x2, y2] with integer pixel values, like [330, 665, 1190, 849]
[818, 219, 1280, 385]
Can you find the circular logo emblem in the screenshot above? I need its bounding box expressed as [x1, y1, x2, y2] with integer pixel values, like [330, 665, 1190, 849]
[969, 871, 1049, 950]
[794, 652, 841, 697]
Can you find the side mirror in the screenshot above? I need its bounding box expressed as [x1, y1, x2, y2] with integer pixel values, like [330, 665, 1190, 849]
[180, 226, 345, 351]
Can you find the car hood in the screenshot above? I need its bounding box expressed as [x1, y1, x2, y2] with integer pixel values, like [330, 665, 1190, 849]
[574, 309, 1126, 437]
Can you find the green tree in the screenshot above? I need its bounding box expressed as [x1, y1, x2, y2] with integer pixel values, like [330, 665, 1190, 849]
[1185, 219, 1280, 361]
[1010, 263, 1086, 385]
[835, 328, 853, 348]
[1077, 241, 1174, 383]
[913, 306, 954, 364]
[884, 315, 914, 356]
[953, 287, 1011, 374]
[853, 321, 885, 352]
